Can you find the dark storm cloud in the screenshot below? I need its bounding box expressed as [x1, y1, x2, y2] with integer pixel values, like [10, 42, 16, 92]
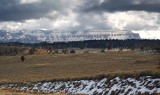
[82, 0, 160, 13]
[0, 0, 60, 21]
[1, 0, 160, 22]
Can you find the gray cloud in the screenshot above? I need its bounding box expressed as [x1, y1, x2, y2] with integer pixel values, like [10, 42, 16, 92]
[0, 0, 67, 21]
[0, 0, 160, 39]
[2, 0, 160, 22]
[82, 0, 160, 13]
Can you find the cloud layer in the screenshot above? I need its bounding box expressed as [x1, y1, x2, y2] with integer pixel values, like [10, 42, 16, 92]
[82, 0, 160, 13]
[0, 0, 160, 39]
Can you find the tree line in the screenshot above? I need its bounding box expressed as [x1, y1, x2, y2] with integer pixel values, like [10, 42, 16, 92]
[0, 39, 160, 50]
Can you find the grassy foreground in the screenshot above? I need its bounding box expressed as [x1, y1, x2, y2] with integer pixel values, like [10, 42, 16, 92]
[0, 50, 159, 83]
[0, 89, 65, 95]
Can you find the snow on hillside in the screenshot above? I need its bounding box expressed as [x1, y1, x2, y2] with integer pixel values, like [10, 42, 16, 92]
[0, 76, 159, 95]
[0, 30, 140, 43]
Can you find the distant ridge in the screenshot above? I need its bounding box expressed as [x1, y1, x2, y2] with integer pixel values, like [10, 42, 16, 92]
[0, 29, 140, 43]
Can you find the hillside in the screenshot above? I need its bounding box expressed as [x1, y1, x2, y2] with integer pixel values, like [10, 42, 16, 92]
[0, 30, 140, 43]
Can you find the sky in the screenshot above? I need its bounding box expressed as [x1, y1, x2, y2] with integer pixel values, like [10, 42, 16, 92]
[0, 0, 160, 39]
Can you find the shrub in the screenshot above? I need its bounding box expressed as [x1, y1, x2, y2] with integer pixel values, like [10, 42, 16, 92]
[155, 47, 160, 53]
[131, 47, 135, 50]
[140, 46, 144, 50]
[101, 49, 105, 53]
[62, 49, 68, 54]
[70, 50, 76, 53]
[119, 48, 123, 51]
[29, 47, 35, 54]
[55, 50, 59, 54]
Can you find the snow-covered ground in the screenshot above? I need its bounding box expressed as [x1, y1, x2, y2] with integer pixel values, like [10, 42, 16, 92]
[140, 50, 158, 54]
[0, 29, 140, 43]
[0, 76, 160, 95]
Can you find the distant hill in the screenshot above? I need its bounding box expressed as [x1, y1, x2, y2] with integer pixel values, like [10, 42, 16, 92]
[0, 29, 140, 43]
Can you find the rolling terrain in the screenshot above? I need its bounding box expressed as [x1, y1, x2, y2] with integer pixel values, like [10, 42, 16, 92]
[0, 47, 159, 95]
[0, 50, 159, 83]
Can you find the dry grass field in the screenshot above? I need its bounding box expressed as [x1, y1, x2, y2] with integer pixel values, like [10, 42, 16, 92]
[0, 50, 159, 83]
[0, 89, 66, 95]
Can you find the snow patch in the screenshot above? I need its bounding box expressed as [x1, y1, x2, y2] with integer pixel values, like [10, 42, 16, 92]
[0, 76, 160, 95]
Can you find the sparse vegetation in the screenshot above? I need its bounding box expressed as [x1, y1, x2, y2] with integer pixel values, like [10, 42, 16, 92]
[70, 49, 76, 53]
[155, 47, 160, 53]
[0, 45, 160, 95]
[141, 46, 144, 50]
[84, 50, 89, 53]
[0, 46, 20, 56]
[62, 49, 68, 54]
[29, 47, 36, 54]
[119, 48, 123, 51]
[0, 89, 65, 95]
[54, 50, 59, 54]
[101, 49, 105, 53]
[0, 50, 159, 83]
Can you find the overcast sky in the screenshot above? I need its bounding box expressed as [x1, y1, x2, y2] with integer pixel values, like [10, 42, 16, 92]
[0, 0, 160, 39]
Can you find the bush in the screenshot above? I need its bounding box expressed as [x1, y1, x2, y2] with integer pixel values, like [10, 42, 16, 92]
[119, 48, 123, 51]
[140, 46, 144, 50]
[62, 49, 68, 54]
[70, 50, 76, 53]
[29, 47, 35, 54]
[131, 47, 135, 50]
[101, 49, 105, 53]
[54, 50, 59, 54]
[155, 47, 160, 53]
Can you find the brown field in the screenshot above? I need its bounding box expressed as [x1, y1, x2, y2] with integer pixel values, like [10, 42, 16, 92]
[0, 89, 65, 95]
[0, 50, 159, 83]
